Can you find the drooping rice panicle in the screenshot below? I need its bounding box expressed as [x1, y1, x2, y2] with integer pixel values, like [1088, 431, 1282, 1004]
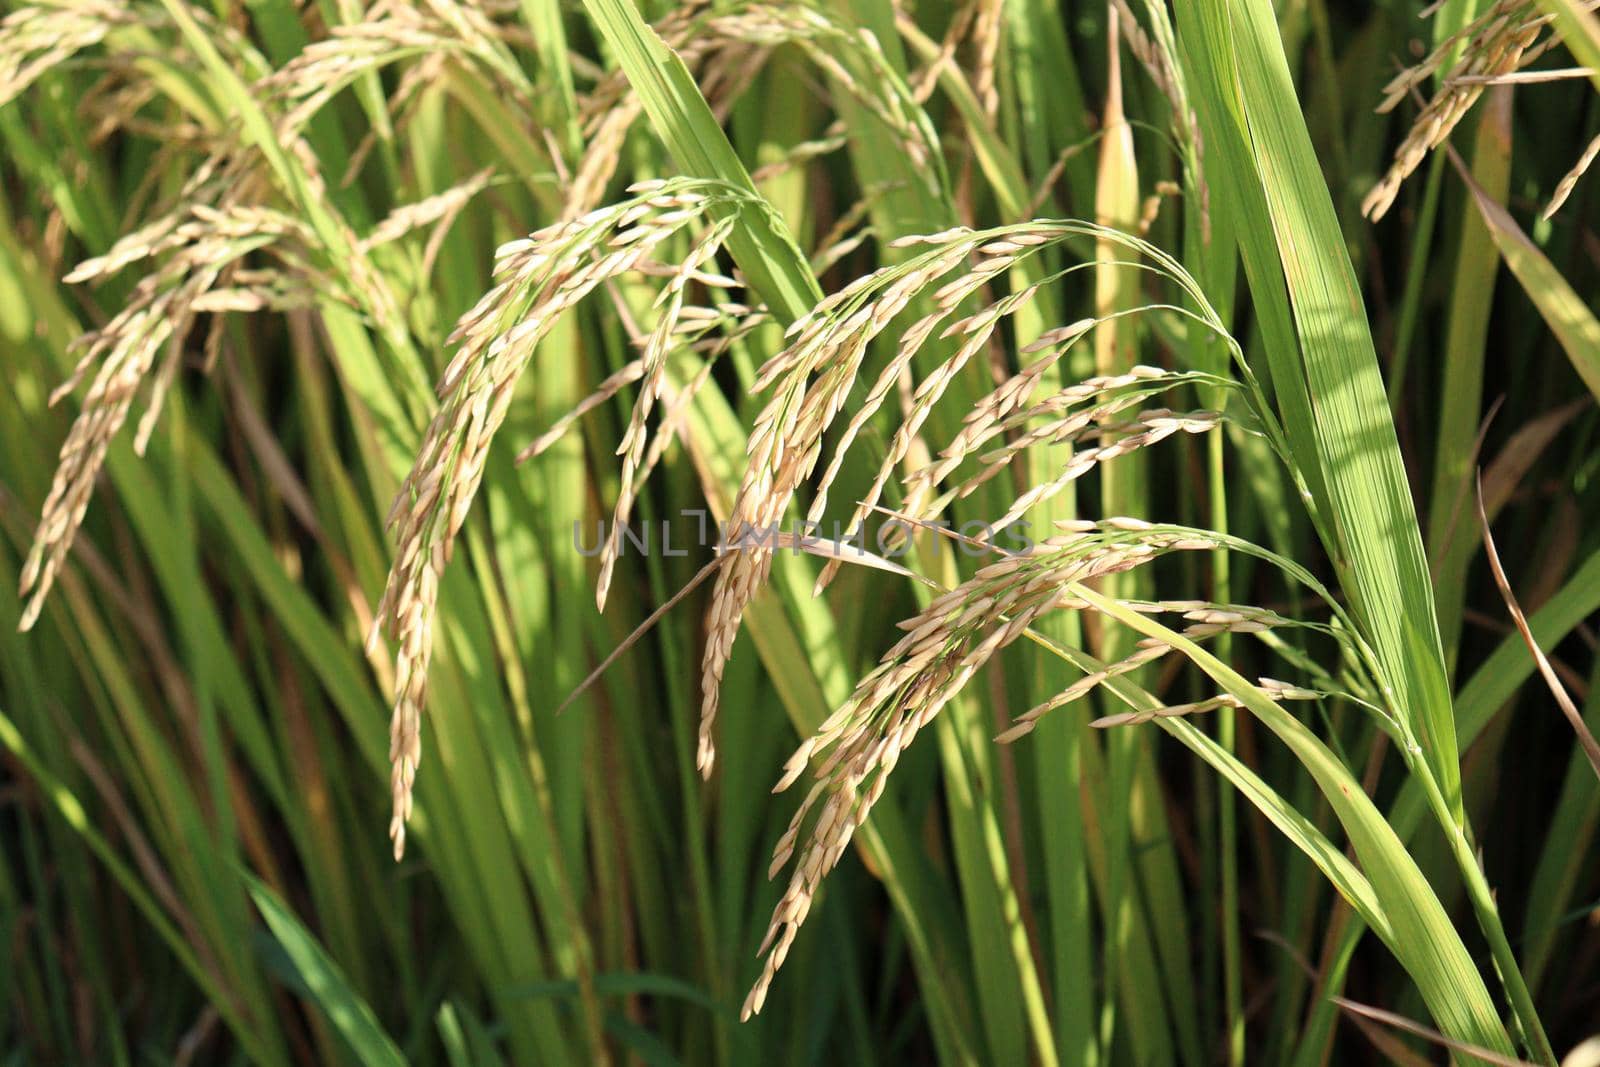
[1364, 0, 1594, 220]
[695, 221, 1253, 778]
[995, 603, 1299, 742]
[518, 361, 647, 464]
[1088, 677, 1323, 729]
[750, 125, 852, 186]
[971, 0, 1003, 119]
[360, 168, 497, 252]
[701, 7, 945, 191]
[0, 0, 135, 108]
[596, 217, 738, 610]
[907, 0, 976, 105]
[260, 0, 537, 139]
[567, 2, 939, 231]
[745, 524, 1228, 1016]
[805, 188, 884, 271]
[18, 202, 319, 631]
[369, 180, 754, 857]
[812, 250, 1241, 592]
[903, 387, 1229, 534]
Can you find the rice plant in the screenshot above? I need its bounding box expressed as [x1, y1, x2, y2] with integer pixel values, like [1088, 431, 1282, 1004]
[2, 0, 1599, 1063]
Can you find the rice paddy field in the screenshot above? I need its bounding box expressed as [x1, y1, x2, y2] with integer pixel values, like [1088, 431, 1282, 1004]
[3, 0, 1600, 1063]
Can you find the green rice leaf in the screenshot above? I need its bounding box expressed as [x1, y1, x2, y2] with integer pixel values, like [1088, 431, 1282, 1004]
[247, 874, 408, 1067]
[1455, 154, 1600, 403]
[1179, 0, 1462, 823]
[577, 0, 821, 323]
[1072, 586, 1515, 1059]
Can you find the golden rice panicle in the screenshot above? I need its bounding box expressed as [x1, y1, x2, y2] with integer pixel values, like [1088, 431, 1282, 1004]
[696, 230, 988, 777]
[596, 218, 737, 610]
[1091, 677, 1322, 729]
[261, 0, 535, 140]
[812, 223, 1222, 585]
[753, 530, 1311, 988]
[0, 1, 131, 108]
[19, 203, 316, 632]
[370, 181, 738, 857]
[1364, 0, 1557, 220]
[518, 298, 764, 466]
[701, 222, 1200, 760]
[702, 8, 940, 184]
[746, 531, 1205, 1015]
[807, 231, 1062, 593]
[984, 408, 1222, 533]
[998, 600, 1291, 740]
[567, 4, 927, 232]
[904, 377, 1219, 535]
[360, 168, 497, 252]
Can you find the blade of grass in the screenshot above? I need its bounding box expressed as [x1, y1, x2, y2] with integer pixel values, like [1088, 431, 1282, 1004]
[1449, 146, 1600, 403]
[246, 874, 408, 1067]
[1296, 546, 1600, 1063]
[1182, 0, 1463, 822]
[0, 708, 275, 1064]
[1178, 8, 1560, 1055]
